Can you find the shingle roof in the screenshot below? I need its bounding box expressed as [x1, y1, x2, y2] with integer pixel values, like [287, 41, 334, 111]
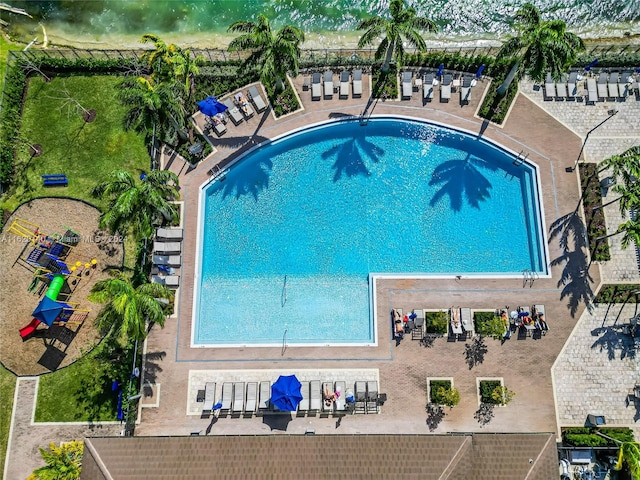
[82, 433, 558, 480]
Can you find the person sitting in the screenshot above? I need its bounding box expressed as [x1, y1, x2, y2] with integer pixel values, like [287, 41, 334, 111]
[234, 92, 251, 115]
[394, 319, 404, 339]
[393, 309, 402, 321]
[324, 384, 339, 406]
[538, 313, 549, 332]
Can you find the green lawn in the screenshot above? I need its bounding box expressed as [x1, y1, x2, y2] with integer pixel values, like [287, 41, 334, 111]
[0, 35, 22, 93]
[0, 75, 149, 213]
[0, 366, 17, 475]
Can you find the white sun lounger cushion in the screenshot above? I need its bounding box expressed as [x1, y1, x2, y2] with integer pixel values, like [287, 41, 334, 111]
[352, 70, 362, 97]
[334, 381, 346, 411]
[232, 382, 245, 412]
[222, 99, 244, 125]
[311, 73, 322, 100]
[402, 71, 412, 99]
[258, 381, 271, 410]
[597, 73, 608, 98]
[220, 382, 233, 410]
[156, 227, 183, 240]
[310, 380, 321, 411]
[440, 74, 452, 100]
[247, 85, 267, 112]
[544, 73, 556, 99]
[152, 254, 181, 266]
[339, 71, 350, 98]
[153, 241, 181, 254]
[324, 71, 334, 98]
[298, 381, 310, 411]
[245, 382, 258, 413]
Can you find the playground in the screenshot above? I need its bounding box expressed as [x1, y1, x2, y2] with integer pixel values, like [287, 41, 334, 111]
[0, 198, 124, 376]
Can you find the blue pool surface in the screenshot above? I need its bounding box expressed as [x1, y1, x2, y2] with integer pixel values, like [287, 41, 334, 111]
[195, 118, 546, 346]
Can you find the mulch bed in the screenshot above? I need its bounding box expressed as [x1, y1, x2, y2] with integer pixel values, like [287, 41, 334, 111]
[0, 198, 124, 376]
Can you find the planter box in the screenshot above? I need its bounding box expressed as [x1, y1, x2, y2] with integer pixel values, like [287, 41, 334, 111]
[427, 377, 454, 405]
[476, 377, 504, 406]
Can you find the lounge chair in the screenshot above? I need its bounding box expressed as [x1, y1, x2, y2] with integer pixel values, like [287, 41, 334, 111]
[322, 382, 334, 413]
[461, 308, 473, 336]
[232, 382, 245, 413]
[156, 227, 183, 240]
[352, 69, 363, 97]
[220, 382, 233, 413]
[206, 116, 227, 137]
[366, 381, 379, 414]
[247, 85, 267, 112]
[567, 72, 578, 98]
[423, 73, 435, 102]
[245, 382, 257, 414]
[152, 254, 181, 267]
[533, 304, 548, 333]
[234, 92, 255, 119]
[153, 241, 181, 254]
[608, 72, 620, 98]
[339, 71, 350, 98]
[222, 98, 244, 125]
[151, 274, 180, 288]
[460, 76, 472, 105]
[354, 381, 367, 414]
[309, 72, 322, 101]
[392, 308, 404, 339]
[440, 74, 452, 102]
[258, 381, 271, 410]
[412, 309, 425, 340]
[151, 265, 175, 276]
[597, 72, 608, 99]
[555, 73, 568, 99]
[323, 70, 334, 99]
[450, 307, 463, 335]
[587, 77, 598, 103]
[334, 381, 346, 412]
[309, 380, 321, 411]
[401, 71, 412, 99]
[298, 381, 310, 412]
[202, 382, 216, 416]
[620, 72, 633, 97]
[544, 73, 556, 99]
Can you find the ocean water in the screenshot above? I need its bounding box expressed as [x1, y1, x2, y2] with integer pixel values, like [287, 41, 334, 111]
[194, 118, 546, 345]
[5, 0, 639, 48]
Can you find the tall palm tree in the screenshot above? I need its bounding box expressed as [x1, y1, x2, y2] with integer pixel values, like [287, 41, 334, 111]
[598, 146, 640, 183]
[92, 169, 180, 240]
[228, 14, 305, 91]
[88, 272, 174, 343]
[357, 0, 436, 73]
[140, 33, 176, 80]
[496, 3, 584, 94]
[171, 46, 205, 99]
[28, 441, 83, 480]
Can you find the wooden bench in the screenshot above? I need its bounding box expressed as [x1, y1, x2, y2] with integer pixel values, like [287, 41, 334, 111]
[42, 174, 68, 187]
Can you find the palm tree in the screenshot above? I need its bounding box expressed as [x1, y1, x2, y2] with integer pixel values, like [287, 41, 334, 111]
[496, 3, 584, 94]
[88, 272, 174, 343]
[598, 146, 640, 183]
[140, 33, 175, 80]
[357, 0, 436, 73]
[228, 14, 305, 91]
[171, 46, 205, 99]
[92, 169, 180, 240]
[28, 441, 83, 480]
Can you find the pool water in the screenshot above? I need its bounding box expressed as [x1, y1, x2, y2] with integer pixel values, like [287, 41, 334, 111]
[194, 118, 546, 346]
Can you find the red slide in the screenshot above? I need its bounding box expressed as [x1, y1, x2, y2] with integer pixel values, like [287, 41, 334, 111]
[19, 318, 41, 339]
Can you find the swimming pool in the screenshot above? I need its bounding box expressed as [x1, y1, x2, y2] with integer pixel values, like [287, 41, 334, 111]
[193, 117, 547, 347]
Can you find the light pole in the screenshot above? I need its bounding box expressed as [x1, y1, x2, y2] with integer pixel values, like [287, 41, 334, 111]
[566, 109, 618, 172]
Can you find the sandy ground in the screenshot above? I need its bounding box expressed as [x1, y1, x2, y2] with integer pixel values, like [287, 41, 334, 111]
[0, 198, 124, 376]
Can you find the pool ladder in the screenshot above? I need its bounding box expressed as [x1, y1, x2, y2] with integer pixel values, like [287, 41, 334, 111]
[522, 269, 538, 288]
[281, 275, 287, 307]
[513, 151, 529, 166]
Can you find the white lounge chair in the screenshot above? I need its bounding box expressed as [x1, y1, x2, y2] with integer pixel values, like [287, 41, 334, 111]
[440, 74, 452, 102]
[151, 274, 180, 288]
[461, 308, 473, 336]
[156, 227, 183, 240]
[423, 73, 435, 102]
[366, 381, 379, 414]
[298, 381, 310, 412]
[220, 382, 233, 412]
[401, 71, 412, 99]
[354, 381, 367, 414]
[247, 85, 267, 112]
[258, 381, 271, 410]
[334, 381, 346, 412]
[309, 380, 321, 411]
[234, 92, 254, 119]
[152, 254, 181, 266]
[323, 70, 334, 99]
[245, 382, 257, 414]
[597, 72, 608, 99]
[153, 241, 181, 254]
[555, 73, 568, 99]
[450, 307, 463, 335]
[587, 77, 598, 103]
[339, 71, 350, 98]
[232, 382, 245, 413]
[608, 72, 620, 98]
[460, 76, 472, 105]
[620, 72, 633, 97]
[567, 72, 578, 98]
[352, 69, 362, 97]
[206, 116, 226, 137]
[311, 72, 322, 100]
[222, 98, 243, 125]
[544, 73, 556, 99]
[202, 382, 216, 416]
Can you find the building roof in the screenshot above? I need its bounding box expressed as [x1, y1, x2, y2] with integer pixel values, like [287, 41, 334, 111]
[82, 433, 558, 479]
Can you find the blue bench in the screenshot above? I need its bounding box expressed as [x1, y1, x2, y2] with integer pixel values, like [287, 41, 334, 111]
[42, 174, 68, 187]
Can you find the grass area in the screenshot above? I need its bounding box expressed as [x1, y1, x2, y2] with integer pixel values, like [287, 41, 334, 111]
[0, 35, 22, 92]
[0, 75, 149, 213]
[0, 366, 17, 474]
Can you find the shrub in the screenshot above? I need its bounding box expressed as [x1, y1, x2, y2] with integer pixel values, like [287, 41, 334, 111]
[474, 311, 507, 339]
[491, 385, 515, 406]
[371, 64, 399, 99]
[562, 427, 634, 447]
[263, 81, 300, 117]
[425, 311, 448, 335]
[580, 163, 611, 261]
[595, 284, 640, 304]
[479, 380, 502, 404]
[429, 380, 460, 407]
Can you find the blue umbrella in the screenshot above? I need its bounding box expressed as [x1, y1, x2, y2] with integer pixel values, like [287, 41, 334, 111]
[475, 64, 485, 79]
[270, 375, 302, 411]
[585, 59, 598, 72]
[436, 64, 444, 77]
[197, 96, 228, 117]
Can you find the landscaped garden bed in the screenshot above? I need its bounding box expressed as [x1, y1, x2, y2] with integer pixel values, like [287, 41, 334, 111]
[562, 427, 634, 447]
[425, 310, 448, 335]
[594, 284, 640, 304]
[474, 311, 508, 340]
[427, 378, 459, 407]
[579, 162, 611, 261]
[477, 377, 514, 406]
[371, 64, 399, 99]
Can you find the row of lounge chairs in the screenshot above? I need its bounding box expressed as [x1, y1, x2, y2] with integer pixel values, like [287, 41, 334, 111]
[544, 71, 637, 102]
[201, 379, 382, 417]
[501, 304, 548, 339]
[308, 70, 363, 100]
[204, 85, 268, 137]
[403, 71, 475, 104]
[151, 227, 183, 288]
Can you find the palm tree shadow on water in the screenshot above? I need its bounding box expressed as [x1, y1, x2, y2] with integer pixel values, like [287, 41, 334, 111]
[321, 134, 384, 181]
[217, 157, 273, 201]
[548, 210, 595, 317]
[428, 151, 497, 211]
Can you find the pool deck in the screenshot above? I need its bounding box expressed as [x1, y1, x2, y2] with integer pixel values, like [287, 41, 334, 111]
[5, 73, 640, 478]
